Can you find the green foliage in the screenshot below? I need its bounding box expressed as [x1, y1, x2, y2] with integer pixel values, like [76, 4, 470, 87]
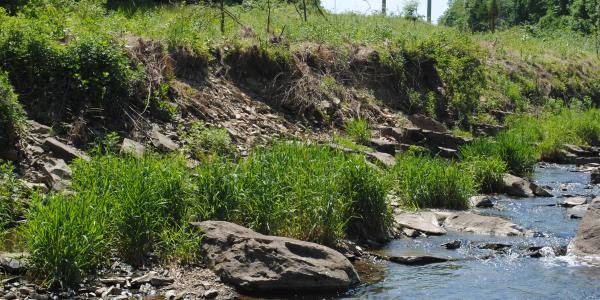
[0, 161, 26, 231]
[158, 225, 203, 265]
[460, 153, 507, 193]
[190, 142, 391, 245]
[392, 154, 475, 209]
[182, 121, 235, 159]
[27, 191, 110, 288]
[0, 71, 25, 146]
[345, 118, 371, 145]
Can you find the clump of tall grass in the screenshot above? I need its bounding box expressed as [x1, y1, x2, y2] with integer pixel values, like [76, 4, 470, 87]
[345, 118, 371, 145]
[460, 155, 507, 193]
[182, 121, 235, 159]
[391, 154, 475, 210]
[26, 153, 191, 286]
[27, 192, 110, 288]
[460, 133, 538, 178]
[0, 161, 26, 231]
[190, 142, 391, 245]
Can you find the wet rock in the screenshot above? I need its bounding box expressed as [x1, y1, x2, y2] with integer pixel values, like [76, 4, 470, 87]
[121, 138, 145, 157]
[150, 126, 179, 152]
[570, 201, 600, 257]
[531, 183, 553, 197]
[443, 212, 526, 236]
[502, 174, 533, 197]
[393, 211, 446, 235]
[365, 151, 396, 168]
[387, 255, 449, 266]
[369, 138, 396, 156]
[192, 221, 359, 293]
[478, 243, 512, 251]
[43, 137, 90, 162]
[560, 197, 587, 207]
[591, 168, 600, 184]
[402, 228, 420, 238]
[468, 195, 494, 208]
[442, 240, 462, 250]
[407, 114, 447, 133]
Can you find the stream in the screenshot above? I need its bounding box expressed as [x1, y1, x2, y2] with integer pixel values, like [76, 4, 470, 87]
[347, 164, 600, 299]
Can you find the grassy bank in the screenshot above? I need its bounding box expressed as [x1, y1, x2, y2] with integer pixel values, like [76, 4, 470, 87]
[22, 142, 392, 287]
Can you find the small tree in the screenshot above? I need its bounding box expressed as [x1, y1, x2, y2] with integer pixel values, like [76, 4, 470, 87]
[488, 0, 499, 31]
[402, 0, 420, 21]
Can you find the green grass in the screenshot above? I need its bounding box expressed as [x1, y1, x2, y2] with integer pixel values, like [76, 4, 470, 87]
[181, 121, 235, 160]
[0, 71, 24, 146]
[190, 141, 391, 245]
[391, 154, 475, 210]
[460, 155, 507, 193]
[344, 118, 371, 145]
[0, 161, 26, 232]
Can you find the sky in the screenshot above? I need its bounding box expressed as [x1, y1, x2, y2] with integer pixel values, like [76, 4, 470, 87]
[321, 0, 449, 23]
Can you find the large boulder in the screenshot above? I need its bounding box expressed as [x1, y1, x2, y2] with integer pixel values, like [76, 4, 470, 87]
[191, 221, 359, 293]
[407, 114, 447, 133]
[42, 158, 72, 190]
[570, 202, 600, 257]
[443, 212, 526, 236]
[150, 126, 179, 152]
[468, 195, 494, 208]
[393, 211, 446, 235]
[502, 174, 533, 197]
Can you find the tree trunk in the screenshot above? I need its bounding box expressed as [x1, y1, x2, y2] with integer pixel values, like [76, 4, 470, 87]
[220, 0, 225, 34]
[382, 0, 386, 16]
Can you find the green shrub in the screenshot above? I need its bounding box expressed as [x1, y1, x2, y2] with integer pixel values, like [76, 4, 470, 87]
[0, 71, 25, 146]
[27, 192, 110, 288]
[392, 154, 475, 209]
[190, 142, 391, 245]
[345, 118, 371, 145]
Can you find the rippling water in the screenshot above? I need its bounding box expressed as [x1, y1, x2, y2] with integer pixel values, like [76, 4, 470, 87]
[347, 164, 600, 299]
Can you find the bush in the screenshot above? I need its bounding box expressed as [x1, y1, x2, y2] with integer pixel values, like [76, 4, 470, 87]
[345, 118, 371, 145]
[190, 142, 391, 245]
[392, 154, 475, 209]
[0, 71, 25, 146]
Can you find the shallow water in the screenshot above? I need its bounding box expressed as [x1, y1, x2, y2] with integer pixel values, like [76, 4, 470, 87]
[347, 164, 600, 300]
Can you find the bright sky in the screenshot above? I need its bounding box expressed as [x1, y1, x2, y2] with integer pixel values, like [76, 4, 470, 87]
[321, 0, 449, 23]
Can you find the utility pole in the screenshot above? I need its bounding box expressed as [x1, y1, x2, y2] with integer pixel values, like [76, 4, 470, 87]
[382, 0, 386, 16]
[427, 0, 432, 23]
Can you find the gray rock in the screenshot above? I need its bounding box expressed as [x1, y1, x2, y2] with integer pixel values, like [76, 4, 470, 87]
[570, 201, 600, 257]
[567, 205, 588, 219]
[443, 212, 526, 236]
[121, 138, 145, 157]
[365, 151, 396, 168]
[192, 221, 359, 293]
[530, 183, 553, 197]
[394, 211, 447, 235]
[369, 138, 396, 156]
[561, 197, 587, 207]
[502, 174, 533, 197]
[407, 114, 447, 133]
[42, 158, 71, 190]
[28, 121, 52, 136]
[131, 272, 174, 287]
[0, 254, 27, 275]
[43, 137, 90, 162]
[203, 289, 219, 299]
[151, 127, 179, 152]
[468, 195, 494, 208]
[478, 243, 512, 251]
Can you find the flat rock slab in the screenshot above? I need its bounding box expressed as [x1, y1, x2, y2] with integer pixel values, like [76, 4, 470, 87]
[570, 202, 600, 257]
[443, 212, 526, 236]
[561, 197, 587, 207]
[365, 151, 396, 168]
[43, 138, 90, 162]
[191, 221, 359, 293]
[394, 211, 447, 235]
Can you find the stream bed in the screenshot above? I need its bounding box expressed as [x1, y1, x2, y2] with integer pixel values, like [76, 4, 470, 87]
[347, 164, 600, 299]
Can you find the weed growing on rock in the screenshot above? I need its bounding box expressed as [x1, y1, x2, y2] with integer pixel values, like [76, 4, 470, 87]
[345, 118, 371, 145]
